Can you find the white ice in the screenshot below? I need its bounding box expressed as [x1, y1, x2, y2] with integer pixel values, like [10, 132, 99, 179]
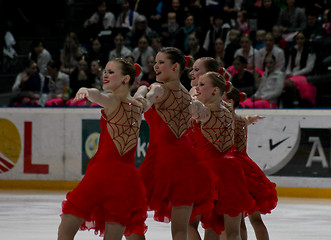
[1, 190, 331, 240]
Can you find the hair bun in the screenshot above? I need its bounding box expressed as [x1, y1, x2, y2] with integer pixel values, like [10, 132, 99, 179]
[134, 63, 141, 77]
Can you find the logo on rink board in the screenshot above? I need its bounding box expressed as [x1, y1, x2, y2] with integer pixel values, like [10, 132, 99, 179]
[81, 119, 149, 174]
[247, 116, 331, 177]
[0, 119, 21, 173]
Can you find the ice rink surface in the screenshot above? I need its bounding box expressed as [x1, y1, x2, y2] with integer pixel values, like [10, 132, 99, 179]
[1, 190, 331, 240]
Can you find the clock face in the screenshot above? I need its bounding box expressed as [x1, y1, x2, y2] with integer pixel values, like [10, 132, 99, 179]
[247, 116, 300, 175]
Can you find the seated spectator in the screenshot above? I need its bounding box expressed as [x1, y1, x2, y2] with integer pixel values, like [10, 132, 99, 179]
[67, 55, 93, 106]
[212, 37, 226, 67]
[234, 34, 259, 71]
[202, 13, 231, 56]
[233, 10, 249, 34]
[141, 55, 156, 85]
[255, 29, 266, 50]
[161, 0, 186, 28]
[89, 59, 104, 91]
[82, 0, 115, 44]
[187, 31, 209, 60]
[231, 56, 256, 97]
[132, 35, 155, 74]
[282, 32, 317, 108]
[160, 12, 180, 47]
[86, 36, 108, 68]
[303, 8, 327, 43]
[43, 60, 70, 107]
[125, 14, 159, 49]
[175, 13, 197, 53]
[322, 8, 331, 35]
[240, 54, 285, 108]
[108, 33, 132, 61]
[257, 0, 280, 32]
[277, 0, 306, 39]
[272, 24, 288, 51]
[224, 29, 241, 68]
[115, 0, 140, 32]
[256, 32, 285, 71]
[28, 39, 52, 77]
[11, 59, 44, 106]
[150, 36, 163, 54]
[60, 32, 87, 75]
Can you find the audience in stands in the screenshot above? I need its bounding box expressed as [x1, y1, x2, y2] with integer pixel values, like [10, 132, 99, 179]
[3, 0, 331, 108]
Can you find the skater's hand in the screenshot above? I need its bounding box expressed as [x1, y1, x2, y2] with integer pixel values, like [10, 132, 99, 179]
[73, 88, 88, 103]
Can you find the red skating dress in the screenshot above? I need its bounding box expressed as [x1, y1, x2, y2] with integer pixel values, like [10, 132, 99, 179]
[138, 89, 216, 223]
[61, 104, 148, 237]
[233, 115, 278, 215]
[191, 106, 256, 234]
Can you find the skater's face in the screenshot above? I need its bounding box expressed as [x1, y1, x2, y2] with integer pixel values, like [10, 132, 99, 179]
[103, 61, 126, 91]
[195, 74, 216, 103]
[154, 52, 178, 82]
[190, 59, 207, 87]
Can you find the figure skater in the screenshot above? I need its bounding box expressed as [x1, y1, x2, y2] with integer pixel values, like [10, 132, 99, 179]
[223, 88, 278, 240]
[132, 47, 216, 240]
[57, 59, 162, 240]
[190, 72, 256, 240]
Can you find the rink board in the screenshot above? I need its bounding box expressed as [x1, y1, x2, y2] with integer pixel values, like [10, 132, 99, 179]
[1, 108, 331, 198]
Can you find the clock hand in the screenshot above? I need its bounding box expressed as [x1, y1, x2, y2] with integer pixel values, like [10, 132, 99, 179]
[269, 137, 290, 151]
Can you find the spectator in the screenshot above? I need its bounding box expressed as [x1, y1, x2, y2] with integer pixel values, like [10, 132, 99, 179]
[60, 32, 87, 75]
[224, 29, 241, 68]
[108, 33, 132, 61]
[234, 34, 259, 71]
[67, 55, 93, 106]
[115, 0, 140, 32]
[89, 59, 104, 91]
[161, 0, 186, 27]
[202, 13, 231, 55]
[125, 14, 159, 49]
[86, 37, 108, 68]
[231, 56, 256, 97]
[303, 8, 327, 43]
[11, 59, 44, 106]
[28, 39, 52, 77]
[233, 10, 250, 34]
[175, 13, 196, 53]
[282, 31, 317, 108]
[132, 35, 155, 74]
[82, 0, 115, 43]
[213, 37, 226, 67]
[43, 60, 70, 107]
[150, 36, 163, 54]
[240, 54, 285, 108]
[322, 8, 331, 35]
[256, 32, 286, 71]
[277, 0, 306, 36]
[187, 31, 209, 60]
[254, 29, 266, 50]
[141, 55, 156, 85]
[272, 24, 288, 51]
[186, 0, 210, 31]
[257, 0, 280, 32]
[160, 12, 180, 47]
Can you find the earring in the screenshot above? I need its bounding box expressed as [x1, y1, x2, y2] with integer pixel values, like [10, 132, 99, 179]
[172, 68, 176, 71]
[212, 92, 215, 95]
[122, 81, 125, 85]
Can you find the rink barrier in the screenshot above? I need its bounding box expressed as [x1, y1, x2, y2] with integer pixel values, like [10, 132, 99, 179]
[1, 108, 331, 198]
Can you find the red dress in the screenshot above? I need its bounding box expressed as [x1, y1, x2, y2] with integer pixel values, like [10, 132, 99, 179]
[138, 89, 216, 223]
[233, 116, 278, 215]
[191, 108, 256, 234]
[61, 106, 147, 237]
